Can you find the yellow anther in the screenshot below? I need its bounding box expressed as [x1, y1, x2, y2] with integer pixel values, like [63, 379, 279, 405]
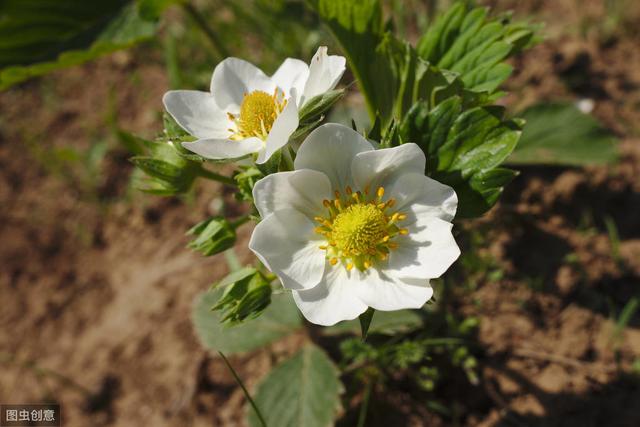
[313, 185, 408, 272]
[229, 90, 286, 141]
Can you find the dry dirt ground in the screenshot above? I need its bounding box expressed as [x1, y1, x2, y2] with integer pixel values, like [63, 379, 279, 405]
[1, 1, 639, 426]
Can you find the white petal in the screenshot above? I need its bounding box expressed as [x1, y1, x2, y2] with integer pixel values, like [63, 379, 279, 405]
[302, 46, 346, 104]
[182, 137, 263, 160]
[256, 95, 299, 164]
[292, 267, 368, 326]
[272, 58, 309, 105]
[210, 58, 275, 110]
[295, 123, 373, 191]
[163, 90, 230, 139]
[387, 216, 460, 280]
[354, 269, 433, 311]
[352, 143, 426, 193]
[253, 169, 332, 220]
[249, 209, 326, 291]
[387, 172, 458, 222]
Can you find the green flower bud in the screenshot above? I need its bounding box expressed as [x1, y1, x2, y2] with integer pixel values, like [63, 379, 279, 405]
[187, 217, 236, 256]
[212, 268, 272, 324]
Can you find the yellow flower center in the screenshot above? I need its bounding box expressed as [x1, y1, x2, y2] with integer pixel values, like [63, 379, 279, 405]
[228, 89, 287, 141]
[314, 186, 408, 271]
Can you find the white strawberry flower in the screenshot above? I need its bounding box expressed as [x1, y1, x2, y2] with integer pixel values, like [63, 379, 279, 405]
[249, 124, 461, 326]
[162, 47, 345, 164]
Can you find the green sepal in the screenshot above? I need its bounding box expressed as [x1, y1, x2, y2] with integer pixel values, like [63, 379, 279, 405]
[187, 217, 236, 256]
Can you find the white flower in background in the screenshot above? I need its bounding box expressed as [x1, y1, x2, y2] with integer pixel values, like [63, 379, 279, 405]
[163, 47, 345, 164]
[249, 124, 461, 326]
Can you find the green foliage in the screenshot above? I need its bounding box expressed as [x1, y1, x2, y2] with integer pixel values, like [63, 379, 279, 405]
[234, 167, 265, 203]
[293, 89, 345, 139]
[399, 97, 521, 217]
[248, 345, 344, 427]
[137, 0, 183, 20]
[211, 268, 272, 324]
[130, 139, 202, 195]
[509, 103, 619, 166]
[193, 290, 301, 354]
[416, 2, 538, 94]
[187, 217, 237, 257]
[0, 1, 158, 89]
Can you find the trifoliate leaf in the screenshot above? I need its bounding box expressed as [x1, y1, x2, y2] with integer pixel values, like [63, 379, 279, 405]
[193, 290, 301, 354]
[247, 344, 344, 427]
[509, 103, 619, 166]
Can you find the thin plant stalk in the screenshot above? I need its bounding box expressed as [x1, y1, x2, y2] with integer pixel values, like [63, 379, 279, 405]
[198, 167, 236, 186]
[218, 351, 268, 427]
[356, 380, 373, 427]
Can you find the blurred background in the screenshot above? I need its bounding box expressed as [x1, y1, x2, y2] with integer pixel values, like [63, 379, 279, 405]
[0, 0, 639, 426]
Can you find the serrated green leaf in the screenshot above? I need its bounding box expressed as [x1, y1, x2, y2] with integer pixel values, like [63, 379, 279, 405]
[509, 103, 619, 166]
[247, 344, 343, 427]
[401, 101, 521, 217]
[308, 0, 396, 122]
[0, 1, 158, 89]
[416, 3, 537, 95]
[193, 290, 301, 354]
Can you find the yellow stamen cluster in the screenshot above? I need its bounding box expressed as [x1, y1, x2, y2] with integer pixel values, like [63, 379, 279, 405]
[228, 89, 287, 141]
[314, 185, 409, 271]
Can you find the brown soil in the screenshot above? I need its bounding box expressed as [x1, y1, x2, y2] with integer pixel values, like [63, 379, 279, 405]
[1, 1, 639, 426]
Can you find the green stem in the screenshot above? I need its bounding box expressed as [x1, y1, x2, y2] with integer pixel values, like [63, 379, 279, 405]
[198, 167, 236, 186]
[230, 215, 251, 229]
[218, 351, 268, 427]
[356, 381, 373, 427]
[182, 3, 231, 58]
